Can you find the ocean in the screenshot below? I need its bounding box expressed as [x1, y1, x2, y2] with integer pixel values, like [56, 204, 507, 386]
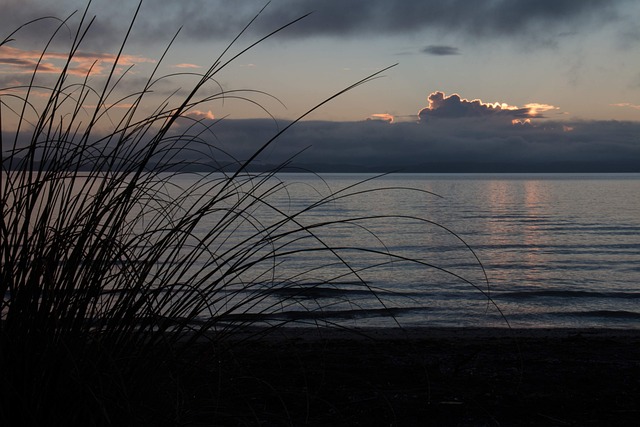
[173, 172, 639, 329]
[7, 172, 638, 329]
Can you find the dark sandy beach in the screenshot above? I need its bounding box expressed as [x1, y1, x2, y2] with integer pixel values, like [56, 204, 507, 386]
[185, 327, 640, 426]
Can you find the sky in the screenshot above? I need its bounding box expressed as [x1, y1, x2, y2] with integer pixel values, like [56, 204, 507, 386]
[1, 0, 640, 172]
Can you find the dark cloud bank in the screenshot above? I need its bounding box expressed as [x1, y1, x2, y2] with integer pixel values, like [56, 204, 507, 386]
[5, 113, 640, 174]
[164, 114, 640, 173]
[2, 0, 633, 50]
[142, 0, 627, 44]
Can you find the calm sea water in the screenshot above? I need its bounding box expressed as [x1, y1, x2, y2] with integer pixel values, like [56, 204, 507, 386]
[11, 172, 636, 329]
[188, 173, 639, 329]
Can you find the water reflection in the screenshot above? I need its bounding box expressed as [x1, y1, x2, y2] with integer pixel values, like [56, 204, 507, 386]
[481, 179, 554, 291]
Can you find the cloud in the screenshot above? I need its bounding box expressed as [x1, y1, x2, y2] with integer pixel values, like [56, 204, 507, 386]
[422, 45, 460, 56]
[231, 0, 626, 44]
[368, 113, 394, 123]
[6, 110, 640, 172]
[524, 103, 560, 116]
[158, 114, 640, 173]
[612, 103, 640, 110]
[173, 63, 202, 69]
[1, 0, 632, 50]
[186, 110, 215, 120]
[418, 91, 552, 122]
[0, 45, 154, 77]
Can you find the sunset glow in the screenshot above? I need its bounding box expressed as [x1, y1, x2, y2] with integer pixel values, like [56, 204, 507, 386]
[370, 113, 394, 123]
[0, 45, 154, 77]
[524, 103, 559, 117]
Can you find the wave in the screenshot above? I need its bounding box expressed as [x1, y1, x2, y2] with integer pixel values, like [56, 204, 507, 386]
[266, 285, 426, 300]
[214, 306, 428, 321]
[474, 242, 640, 252]
[552, 310, 640, 320]
[497, 290, 640, 299]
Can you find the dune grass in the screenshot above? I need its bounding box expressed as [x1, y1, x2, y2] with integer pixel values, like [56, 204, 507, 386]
[0, 1, 496, 425]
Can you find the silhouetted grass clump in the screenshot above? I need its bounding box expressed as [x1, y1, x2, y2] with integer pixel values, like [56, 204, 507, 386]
[0, 2, 493, 425]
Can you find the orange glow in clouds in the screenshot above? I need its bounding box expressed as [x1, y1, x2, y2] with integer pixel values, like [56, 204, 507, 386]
[174, 63, 202, 69]
[524, 103, 559, 117]
[186, 110, 215, 120]
[419, 91, 559, 123]
[0, 45, 154, 77]
[369, 113, 394, 123]
[611, 103, 640, 110]
[512, 118, 532, 125]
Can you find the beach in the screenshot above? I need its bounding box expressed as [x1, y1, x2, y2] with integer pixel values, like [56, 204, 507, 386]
[183, 327, 640, 426]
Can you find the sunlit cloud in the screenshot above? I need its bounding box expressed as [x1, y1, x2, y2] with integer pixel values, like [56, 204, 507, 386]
[419, 91, 524, 120]
[0, 45, 155, 77]
[186, 109, 215, 120]
[173, 63, 201, 69]
[418, 91, 558, 123]
[525, 103, 560, 116]
[611, 102, 640, 110]
[512, 118, 532, 126]
[369, 113, 394, 123]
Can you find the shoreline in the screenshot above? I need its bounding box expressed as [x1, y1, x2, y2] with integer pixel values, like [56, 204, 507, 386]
[218, 324, 640, 342]
[195, 326, 640, 425]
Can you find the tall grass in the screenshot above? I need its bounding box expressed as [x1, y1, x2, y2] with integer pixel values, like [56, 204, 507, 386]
[0, 1, 495, 424]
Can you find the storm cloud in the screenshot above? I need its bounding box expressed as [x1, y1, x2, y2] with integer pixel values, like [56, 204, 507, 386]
[0, 0, 633, 50]
[177, 0, 625, 42]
